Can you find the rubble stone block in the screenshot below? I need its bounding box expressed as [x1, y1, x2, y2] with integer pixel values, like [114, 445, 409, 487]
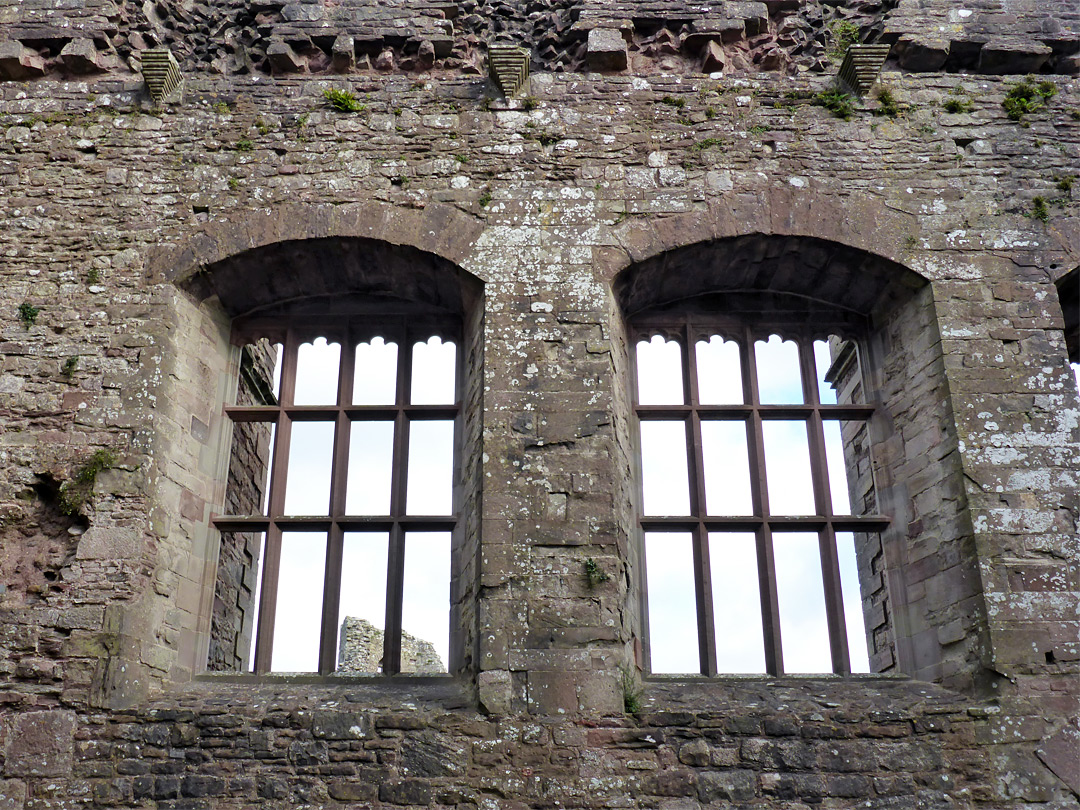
[725, 1, 769, 35]
[0, 41, 45, 80]
[702, 40, 727, 73]
[281, 3, 324, 22]
[0, 781, 26, 810]
[374, 47, 394, 71]
[4, 711, 75, 777]
[417, 39, 436, 71]
[267, 39, 307, 73]
[587, 28, 628, 72]
[59, 38, 108, 74]
[684, 19, 746, 49]
[897, 35, 949, 71]
[696, 770, 755, 801]
[332, 34, 355, 72]
[977, 39, 1052, 74]
[76, 526, 142, 560]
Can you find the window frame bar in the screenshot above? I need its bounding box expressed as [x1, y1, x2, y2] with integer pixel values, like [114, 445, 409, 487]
[214, 319, 461, 676]
[633, 320, 883, 677]
[252, 329, 300, 674]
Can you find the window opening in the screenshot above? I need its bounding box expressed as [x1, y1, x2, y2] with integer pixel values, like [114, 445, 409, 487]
[1054, 268, 1079, 392]
[213, 317, 459, 675]
[633, 320, 887, 676]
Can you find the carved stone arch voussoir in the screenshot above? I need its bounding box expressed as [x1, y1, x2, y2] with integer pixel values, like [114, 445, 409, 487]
[149, 201, 488, 289]
[594, 188, 924, 283]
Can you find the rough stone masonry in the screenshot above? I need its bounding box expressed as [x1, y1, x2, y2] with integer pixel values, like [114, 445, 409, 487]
[0, 0, 1078, 807]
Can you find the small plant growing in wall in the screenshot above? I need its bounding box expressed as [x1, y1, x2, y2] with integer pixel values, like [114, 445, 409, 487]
[620, 665, 643, 715]
[61, 356, 79, 376]
[18, 302, 40, 328]
[946, 95, 980, 115]
[1056, 175, 1075, 193]
[59, 449, 117, 516]
[661, 95, 686, 109]
[1031, 196, 1049, 222]
[478, 190, 492, 208]
[584, 558, 610, 588]
[86, 267, 101, 285]
[323, 87, 365, 113]
[812, 86, 855, 121]
[827, 19, 861, 61]
[691, 137, 725, 152]
[1002, 78, 1056, 123]
[872, 87, 900, 118]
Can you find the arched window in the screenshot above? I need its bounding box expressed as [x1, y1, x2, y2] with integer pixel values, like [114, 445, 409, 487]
[615, 235, 950, 679]
[180, 237, 482, 676]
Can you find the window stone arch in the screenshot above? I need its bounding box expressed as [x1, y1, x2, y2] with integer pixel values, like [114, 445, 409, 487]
[611, 233, 990, 687]
[117, 225, 484, 699]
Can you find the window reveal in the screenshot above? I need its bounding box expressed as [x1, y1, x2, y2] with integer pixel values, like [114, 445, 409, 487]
[213, 317, 460, 675]
[633, 319, 888, 676]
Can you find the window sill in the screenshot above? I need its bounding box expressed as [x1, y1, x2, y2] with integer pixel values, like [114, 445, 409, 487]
[196, 671, 457, 686]
[183, 672, 474, 708]
[643, 672, 909, 683]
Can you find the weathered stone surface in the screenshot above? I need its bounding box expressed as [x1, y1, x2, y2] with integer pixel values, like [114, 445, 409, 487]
[701, 39, 726, 73]
[266, 38, 307, 73]
[374, 46, 394, 71]
[3, 711, 75, 777]
[977, 38, 1053, 74]
[684, 18, 746, 50]
[332, 34, 355, 72]
[0, 780, 27, 810]
[587, 28, 627, 72]
[0, 2, 1077, 809]
[1037, 724, 1080, 795]
[75, 526, 142, 560]
[58, 37, 109, 74]
[896, 35, 949, 71]
[0, 41, 45, 80]
[417, 39, 436, 71]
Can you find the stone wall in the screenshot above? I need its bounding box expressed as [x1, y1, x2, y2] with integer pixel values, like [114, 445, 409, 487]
[0, 677, 1064, 807]
[338, 617, 446, 674]
[0, 0, 1078, 805]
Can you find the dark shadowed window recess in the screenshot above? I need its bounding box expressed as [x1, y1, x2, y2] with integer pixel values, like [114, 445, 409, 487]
[1056, 267, 1079, 389]
[631, 302, 888, 676]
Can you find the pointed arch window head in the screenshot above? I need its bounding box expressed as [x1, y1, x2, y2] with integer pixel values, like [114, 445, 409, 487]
[632, 315, 886, 677]
[212, 315, 461, 676]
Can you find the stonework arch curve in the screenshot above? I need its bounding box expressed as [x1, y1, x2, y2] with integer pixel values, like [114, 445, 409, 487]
[607, 223, 1000, 691]
[137, 203, 487, 692]
[596, 189, 927, 284]
[150, 201, 488, 294]
[613, 231, 926, 322]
